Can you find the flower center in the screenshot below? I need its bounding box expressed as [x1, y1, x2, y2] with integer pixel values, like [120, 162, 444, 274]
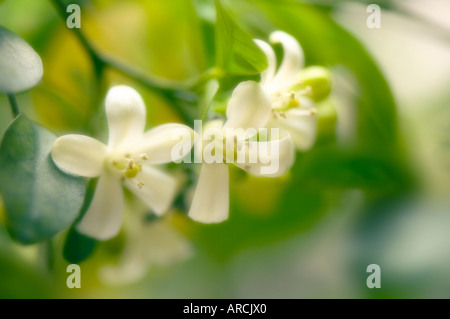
[106, 153, 149, 188]
[200, 132, 250, 164]
[269, 85, 318, 120]
[270, 85, 312, 111]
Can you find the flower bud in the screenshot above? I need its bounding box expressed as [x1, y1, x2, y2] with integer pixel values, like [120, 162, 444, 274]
[299, 66, 332, 102]
[316, 99, 337, 142]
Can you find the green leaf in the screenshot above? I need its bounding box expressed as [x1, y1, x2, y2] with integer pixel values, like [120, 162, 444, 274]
[292, 146, 411, 192]
[63, 179, 98, 264]
[0, 25, 43, 93]
[0, 115, 85, 244]
[215, 0, 267, 75]
[63, 228, 97, 264]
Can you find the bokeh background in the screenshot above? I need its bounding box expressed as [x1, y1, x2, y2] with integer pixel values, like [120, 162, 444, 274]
[0, 0, 449, 298]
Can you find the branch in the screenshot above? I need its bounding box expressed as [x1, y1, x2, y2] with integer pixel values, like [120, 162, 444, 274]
[50, 0, 197, 124]
[7, 94, 20, 118]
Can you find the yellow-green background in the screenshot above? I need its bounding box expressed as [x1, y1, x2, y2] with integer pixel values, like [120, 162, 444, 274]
[0, 0, 449, 298]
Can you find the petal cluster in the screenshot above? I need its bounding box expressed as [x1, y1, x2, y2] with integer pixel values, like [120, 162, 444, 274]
[187, 31, 321, 224]
[51, 31, 324, 237]
[52, 85, 194, 240]
[254, 31, 318, 151]
[188, 81, 295, 223]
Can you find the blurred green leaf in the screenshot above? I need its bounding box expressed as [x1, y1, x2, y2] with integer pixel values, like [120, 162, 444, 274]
[63, 179, 98, 264]
[0, 25, 43, 93]
[293, 146, 410, 192]
[243, 0, 398, 149]
[0, 115, 85, 244]
[0, 250, 55, 298]
[192, 169, 331, 261]
[215, 0, 267, 75]
[63, 228, 97, 264]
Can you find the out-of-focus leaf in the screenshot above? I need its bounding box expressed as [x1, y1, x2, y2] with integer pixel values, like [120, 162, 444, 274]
[192, 171, 331, 261]
[0, 245, 55, 298]
[0, 26, 43, 93]
[353, 197, 450, 298]
[63, 179, 98, 264]
[292, 146, 410, 192]
[215, 0, 267, 75]
[0, 115, 85, 244]
[63, 228, 97, 264]
[32, 26, 93, 132]
[241, 0, 398, 149]
[0, 0, 59, 52]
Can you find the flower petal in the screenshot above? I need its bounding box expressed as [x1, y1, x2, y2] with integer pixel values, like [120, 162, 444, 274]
[223, 81, 271, 132]
[105, 85, 146, 150]
[132, 123, 195, 164]
[124, 165, 177, 216]
[76, 172, 124, 240]
[253, 39, 277, 88]
[143, 220, 193, 267]
[235, 135, 295, 177]
[51, 134, 107, 177]
[188, 163, 229, 223]
[269, 106, 317, 151]
[269, 31, 304, 92]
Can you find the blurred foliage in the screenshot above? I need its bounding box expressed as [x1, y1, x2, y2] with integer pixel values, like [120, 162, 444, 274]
[0, 115, 85, 244]
[0, 0, 445, 298]
[0, 26, 43, 94]
[215, 0, 267, 75]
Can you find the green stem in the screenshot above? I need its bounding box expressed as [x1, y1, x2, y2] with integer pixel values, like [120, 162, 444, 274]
[49, 0, 197, 124]
[104, 54, 198, 123]
[7, 94, 20, 117]
[38, 239, 55, 273]
[186, 67, 224, 91]
[50, 0, 103, 68]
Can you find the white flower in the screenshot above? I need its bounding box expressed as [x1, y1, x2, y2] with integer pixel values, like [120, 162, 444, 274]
[51, 85, 195, 240]
[254, 31, 318, 150]
[188, 81, 295, 224]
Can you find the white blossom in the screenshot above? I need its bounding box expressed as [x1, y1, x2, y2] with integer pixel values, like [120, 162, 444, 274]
[188, 81, 295, 224]
[254, 31, 318, 150]
[51, 85, 195, 240]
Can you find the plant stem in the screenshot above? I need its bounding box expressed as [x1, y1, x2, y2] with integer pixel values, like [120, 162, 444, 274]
[7, 94, 20, 117]
[50, 0, 197, 124]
